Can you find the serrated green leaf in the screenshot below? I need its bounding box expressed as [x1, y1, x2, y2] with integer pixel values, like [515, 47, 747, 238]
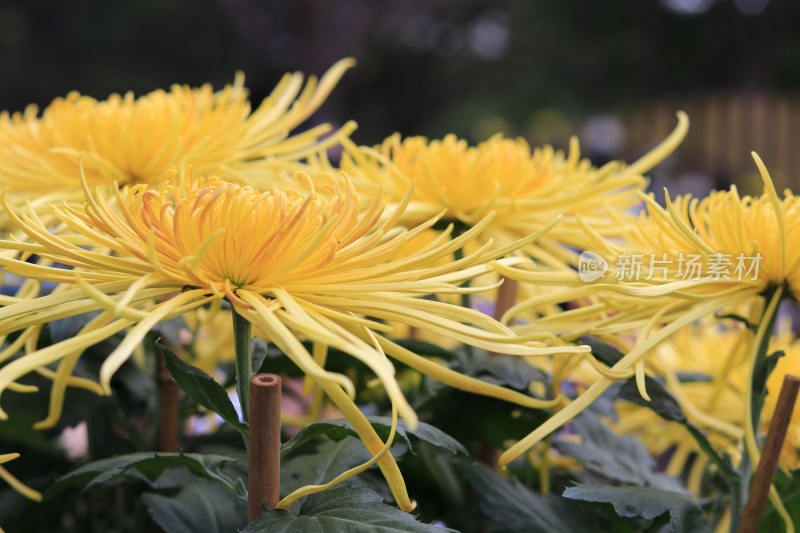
[613, 353, 739, 482]
[416, 385, 548, 449]
[461, 462, 598, 533]
[481, 355, 547, 391]
[583, 335, 738, 483]
[556, 413, 681, 490]
[450, 349, 547, 391]
[243, 487, 457, 532]
[159, 340, 249, 439]
[281, 437, 372, 495]
[45, 452, 245, 499]
[563, 483, 709, 533]
[281, 416, 467, 458]
[143, 477, 246, 533]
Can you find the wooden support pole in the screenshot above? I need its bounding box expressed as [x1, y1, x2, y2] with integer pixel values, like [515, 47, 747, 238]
[247, 373, 282, 522]
[156, 345, 180, 453]
[494, 277, 518, 325]
[739, 375, 800, 533]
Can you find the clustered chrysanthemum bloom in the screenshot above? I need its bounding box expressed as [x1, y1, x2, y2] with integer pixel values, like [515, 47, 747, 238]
[497, 154, 794, 461]
[0, 59, 361, 504]
[494, 153, 800, 530]
[3, 57, 784, 529]
[336, 115, 687, 270]
[0, 59, 355, 213]
[0, 167, 594, 509]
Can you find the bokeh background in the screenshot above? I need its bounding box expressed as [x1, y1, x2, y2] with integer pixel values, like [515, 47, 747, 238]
[2, 0, 798, 196]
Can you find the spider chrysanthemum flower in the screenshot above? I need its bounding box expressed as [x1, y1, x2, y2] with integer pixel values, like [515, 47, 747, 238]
[0, 59, 355, 206]
[336, 112, 687, 269]
[0, 169, 588, 510]
[495, 153, 800, 468]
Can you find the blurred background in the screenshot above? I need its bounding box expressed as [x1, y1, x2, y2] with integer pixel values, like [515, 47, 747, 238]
[1, 0, 798, 196]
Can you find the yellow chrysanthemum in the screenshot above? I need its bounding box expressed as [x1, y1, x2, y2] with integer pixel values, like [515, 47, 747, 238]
[505, 151, 798, 334]
[0, 168, 588, 510]
[497, 154, 795, 446]
[496, 152, 798, 530]
[615, 321, 800, 494]
[336, 112, 687, 269]
[0, 59, 355, 206]
[0, 452, 41, 503]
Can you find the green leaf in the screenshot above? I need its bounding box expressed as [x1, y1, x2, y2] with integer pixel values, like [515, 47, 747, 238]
[282, 437, 372, 494]
[159, 340, 249, 439]
[615, 361, 739, 482]
[462, 462, 598, 533]
[45, 452, 245, 499]
[584, 335, 739, 483]
[251, 338, 269, 375]
[416, 385, 548, 449]
[580, 336, 683, 421]
[451, 349, 547, 391]
[143, 477, 246, 533]
[579, 335, 625, 367]
[281, 416, 467, 458]
[752, 349, 786, 423]
[479, 354, 547, 391]
[563, 483, 709, 533]
[556, 413, 681, 489]
[243, 486, 456, 532]
[618, 376, 686, 424]
[683, 424, 739, 480]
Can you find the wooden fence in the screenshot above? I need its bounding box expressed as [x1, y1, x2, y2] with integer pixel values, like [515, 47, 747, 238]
[623, 92, 800, 194]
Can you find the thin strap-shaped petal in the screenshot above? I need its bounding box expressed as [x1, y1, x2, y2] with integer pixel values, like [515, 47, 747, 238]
[98, 289, 215, 393]
[377, 336, 562, 409]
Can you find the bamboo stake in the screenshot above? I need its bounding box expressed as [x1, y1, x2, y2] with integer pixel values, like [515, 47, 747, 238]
[156, 344, 180, 453]
[738, 375, 800, 533]
[247, 373, 282, 522]
[494, 277, 518, 325]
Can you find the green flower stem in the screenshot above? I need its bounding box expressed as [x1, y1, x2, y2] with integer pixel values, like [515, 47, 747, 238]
[731, 287, 784, 532]
[232, 309, 253, 423]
